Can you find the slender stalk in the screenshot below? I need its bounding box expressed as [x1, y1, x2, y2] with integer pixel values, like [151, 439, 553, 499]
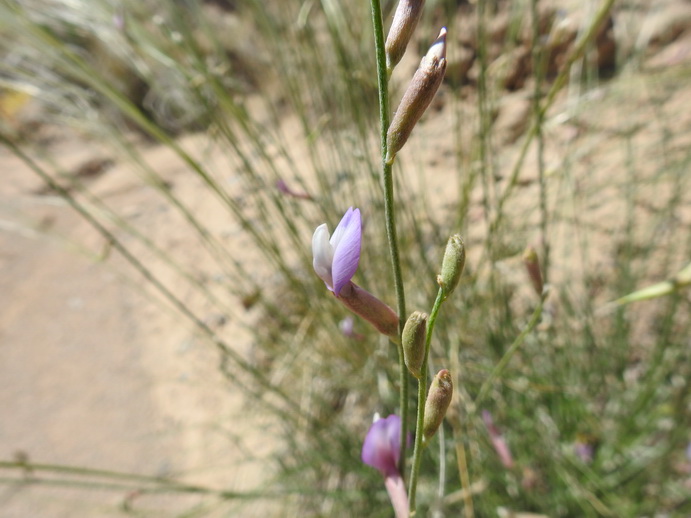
[370, 0, 409, 476]
[487, 0, 616, 237]
[531, 0, 549, 284]
[475, 294, 545, 405]
[408, 288, 445, 511]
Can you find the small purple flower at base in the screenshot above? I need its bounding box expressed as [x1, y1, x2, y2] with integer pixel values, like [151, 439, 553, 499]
[362, 414, 402, 477]
[362, 414, 409, 518]
[312, 207, 362, 296]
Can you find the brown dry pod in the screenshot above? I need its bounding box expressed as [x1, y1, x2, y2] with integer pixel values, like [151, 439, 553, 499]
[386, 27, 447, 163]
[522, 246, 544, 296]
[385, 0, 426, 72]
[423, 369, 453, 443]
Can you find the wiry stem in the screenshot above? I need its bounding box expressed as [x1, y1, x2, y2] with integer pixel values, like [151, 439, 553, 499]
[370, 0, 409, 478]
[408, 288, 445, 511]
[475, 293, 546, 406]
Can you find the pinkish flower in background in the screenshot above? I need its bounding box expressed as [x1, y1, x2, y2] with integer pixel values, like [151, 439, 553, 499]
[362, 414, 409, 518]
[482, 410, 514, 469]
[312, 207, 362, 296]
[339, 316, 363, 340]
[573, 435, 595, 464]
[276, 178, 312, 200]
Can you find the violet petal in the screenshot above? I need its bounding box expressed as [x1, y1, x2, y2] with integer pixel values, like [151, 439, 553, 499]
[331, 208, 361, 296]
[329, 207, 356, 248]
[362, 414, 401, 477]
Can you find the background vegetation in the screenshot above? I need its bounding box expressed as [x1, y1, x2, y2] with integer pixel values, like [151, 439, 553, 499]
[1, 0, 689, 516]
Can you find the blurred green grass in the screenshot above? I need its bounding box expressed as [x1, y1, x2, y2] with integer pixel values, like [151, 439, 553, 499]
[1, 0, 690, 516]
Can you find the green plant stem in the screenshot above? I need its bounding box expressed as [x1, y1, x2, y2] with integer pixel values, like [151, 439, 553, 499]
[475, 294, 545, 406]
[487, 0, 615, 236]
[370, 0, 409, 476]
[408, 288, 445, 512]
[531, 0, 549, 284]
[0, 461, 272, 499]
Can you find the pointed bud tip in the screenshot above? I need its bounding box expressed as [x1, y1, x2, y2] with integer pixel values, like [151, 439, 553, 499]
[426, 27, 447, 62]
[438, 234, 465, 298]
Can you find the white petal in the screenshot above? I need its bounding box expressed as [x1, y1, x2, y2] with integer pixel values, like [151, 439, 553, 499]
[312, 223, 334, 288]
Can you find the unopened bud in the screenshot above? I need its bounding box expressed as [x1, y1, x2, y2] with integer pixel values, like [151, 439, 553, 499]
[522, 246, 543, 296]
[337, 281, 399, 340]
[385, 0, 426, 72]
[423, 369, 453, 443]
[386, 27, 447, 163]
[437, 234, 465, 299]
[402, 311, 427, 378]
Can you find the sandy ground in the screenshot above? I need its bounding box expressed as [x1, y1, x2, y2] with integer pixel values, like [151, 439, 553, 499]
[0, 135, 278, 517]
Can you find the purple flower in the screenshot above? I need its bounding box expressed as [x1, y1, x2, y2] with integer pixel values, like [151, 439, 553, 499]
[362, 414, 410, 518]
[574, 440, 594, 464]
[362, 414, 402, 477]
[312, 207, 361, 296]
[339, 316, 364, 340]
[339, 316, 356, 337]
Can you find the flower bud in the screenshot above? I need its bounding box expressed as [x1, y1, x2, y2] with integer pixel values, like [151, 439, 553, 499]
[337, 281, 399, 340]
[385, 0, 426, 72]
[402, 311, 427, 378]
[423, 369, 453, 443]
[522, 246, 543, 296]
[386, 27, 447, 163]
[437, 234, 465, 299]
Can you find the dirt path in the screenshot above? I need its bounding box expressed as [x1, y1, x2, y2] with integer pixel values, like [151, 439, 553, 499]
[0, 138, 276, 517]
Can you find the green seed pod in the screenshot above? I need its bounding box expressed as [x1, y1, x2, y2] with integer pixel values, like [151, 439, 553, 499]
[385, 0, 426, 72]
[402, 311, 428, 378]
[437, 234, 465, 299]
[423, 369, 453, 443]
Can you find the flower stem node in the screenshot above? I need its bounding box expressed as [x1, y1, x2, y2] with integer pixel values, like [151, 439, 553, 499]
[402, 311, 428, 378]
[422, 369, 453, 444]
[386, 27, 447, 164]
[437, 234, 465, 299]
[385, 0, 426, 73]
